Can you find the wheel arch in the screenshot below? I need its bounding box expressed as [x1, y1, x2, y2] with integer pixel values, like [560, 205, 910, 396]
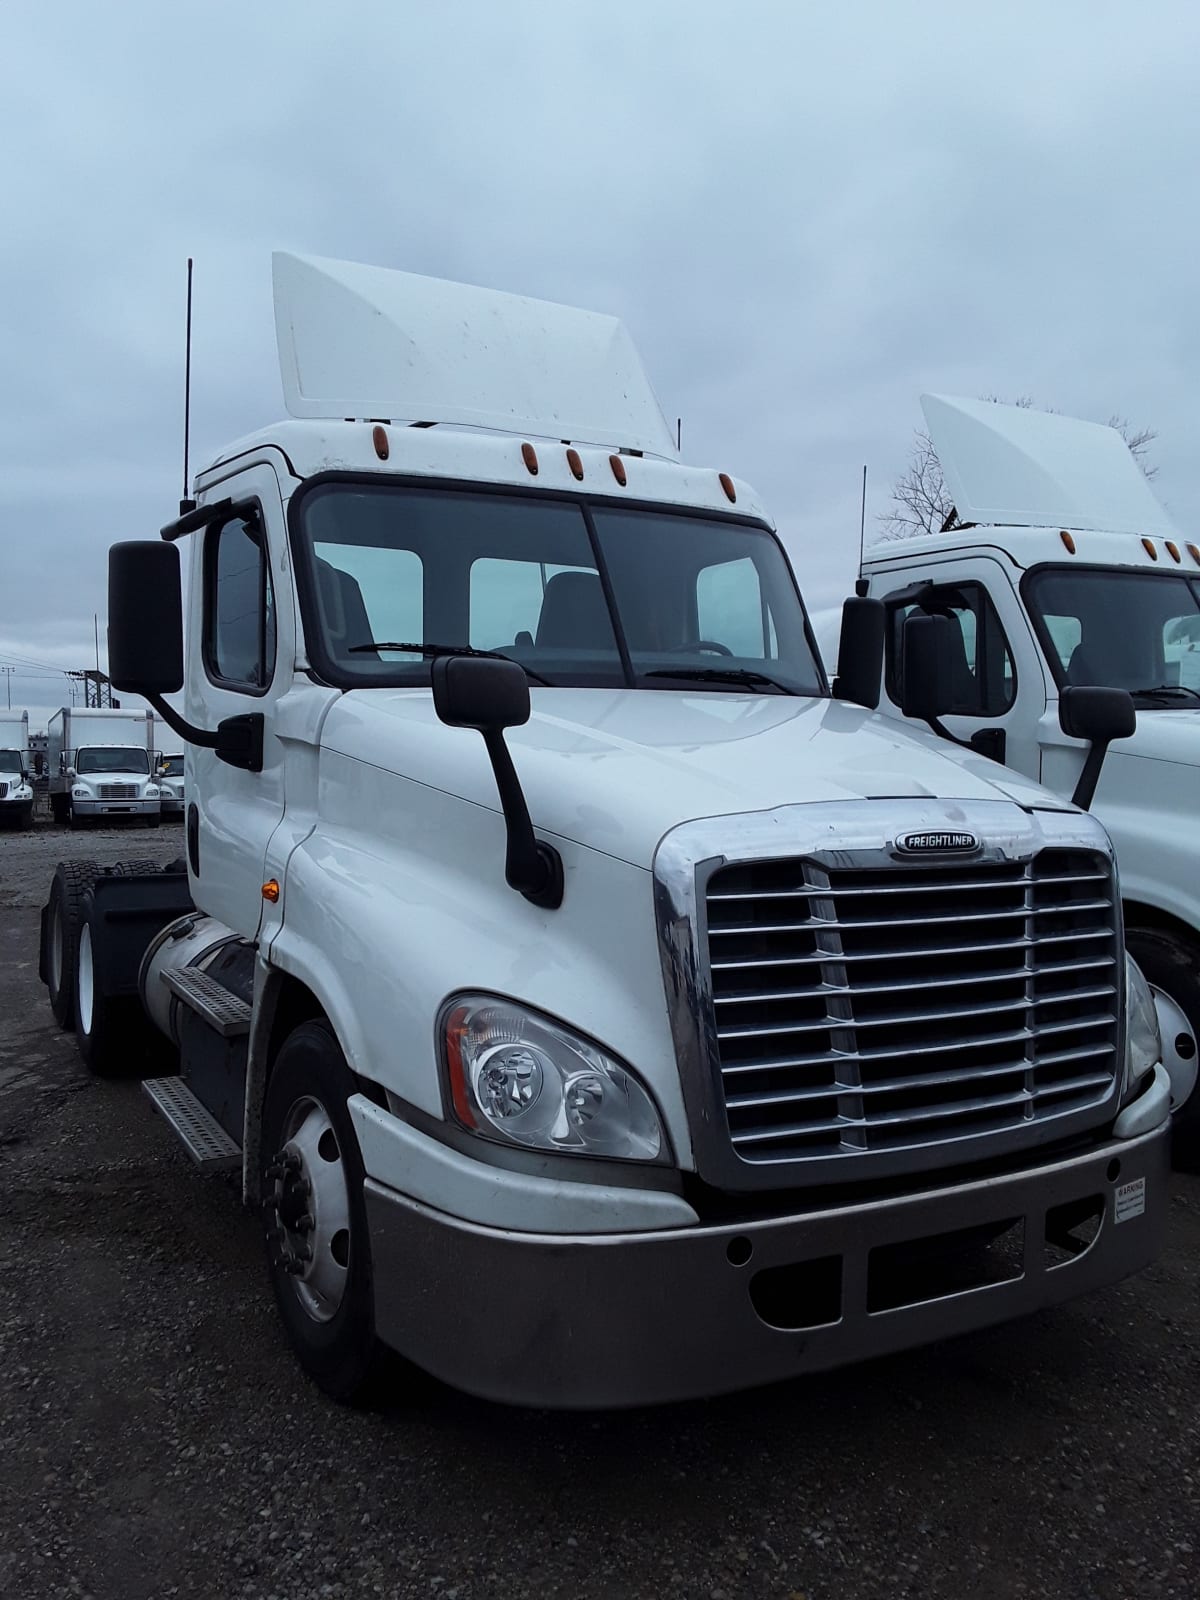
[1123, 897, 1200, 955]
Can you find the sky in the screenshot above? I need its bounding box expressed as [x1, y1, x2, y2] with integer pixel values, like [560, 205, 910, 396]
[2, 0, 1199, 731]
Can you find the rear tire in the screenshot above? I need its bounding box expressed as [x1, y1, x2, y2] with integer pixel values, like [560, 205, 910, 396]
[50, 794, 68, 825]
[1126, 926, 1200, 1172]
[261, 1020, 385, 1403]
[73, 893, 150, 1076]
[46, 861, 99, 1028]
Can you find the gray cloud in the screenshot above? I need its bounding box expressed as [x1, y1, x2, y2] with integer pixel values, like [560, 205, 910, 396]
[3, 0, 1198, 727]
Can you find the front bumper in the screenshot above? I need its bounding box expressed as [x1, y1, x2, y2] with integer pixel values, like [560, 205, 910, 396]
[159, 794, 184, 815]
[71, 796, 160, 817]
[364, 1119, 1169, 1408]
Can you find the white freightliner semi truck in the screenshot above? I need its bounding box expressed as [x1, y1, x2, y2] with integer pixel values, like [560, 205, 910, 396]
[46, 705, 162, 827]
[0, 708, 35, 828]
[836, 397, 1200, 1166]
[40, 257, 1171, 1407]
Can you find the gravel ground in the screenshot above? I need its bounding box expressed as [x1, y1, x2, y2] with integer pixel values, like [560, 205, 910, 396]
[1, 813, 1198, 1600]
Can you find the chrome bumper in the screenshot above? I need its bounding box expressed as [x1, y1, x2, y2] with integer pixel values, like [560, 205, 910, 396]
[364, 1120, 1168, 1409]
[71, 797, 160, 816]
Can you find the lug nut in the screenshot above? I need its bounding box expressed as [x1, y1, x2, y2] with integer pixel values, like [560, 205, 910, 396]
[294, 1213, 315, 1235]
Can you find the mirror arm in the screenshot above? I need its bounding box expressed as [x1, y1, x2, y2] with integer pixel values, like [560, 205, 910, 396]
[922, 714, 973, 750]
[1070, 740, 1110, 812]
[143, 693, 264, 775]
[480, 729, 564, 910]
[144, 692, 220, 750]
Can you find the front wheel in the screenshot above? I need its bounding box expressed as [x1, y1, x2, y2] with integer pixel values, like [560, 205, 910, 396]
[261, 1020, 385, 1402]
[1126, 927, 1200, 1171]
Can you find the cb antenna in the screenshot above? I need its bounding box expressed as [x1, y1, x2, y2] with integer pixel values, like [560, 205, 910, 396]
[181, 257, 195, 516]
[855, 463, 869, 596]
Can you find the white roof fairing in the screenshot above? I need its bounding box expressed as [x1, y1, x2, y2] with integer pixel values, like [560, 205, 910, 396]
[920, 394, 1177, 537]
[272, 252, 679, 459]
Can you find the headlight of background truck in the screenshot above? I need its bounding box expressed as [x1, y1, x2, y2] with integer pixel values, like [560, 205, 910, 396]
[441, 996, 667, 1162]
[1124, 954, 1161, 1101]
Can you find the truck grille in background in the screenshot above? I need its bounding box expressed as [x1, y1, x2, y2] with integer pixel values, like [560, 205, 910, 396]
[0, 783, 7, 799]
[705, 850, 1120, 1164]
[98, 784, 138, 800]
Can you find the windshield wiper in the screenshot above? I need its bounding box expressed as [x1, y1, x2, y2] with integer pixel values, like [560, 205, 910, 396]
[1128, 684, 1200, 704]
[347, 641, 552, 686]
[643, 667, 795, 695]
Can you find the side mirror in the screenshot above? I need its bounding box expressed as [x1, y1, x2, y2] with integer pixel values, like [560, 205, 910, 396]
[431, 656, 561, 909]
[900, 613, 953, 722]
[831, 596, 884, 710]
[1058, 685, 1136, 811]
[108, 541, 184, 694]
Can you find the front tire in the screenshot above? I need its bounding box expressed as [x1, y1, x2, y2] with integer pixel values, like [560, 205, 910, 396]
[46, 860, 99, 1028]
[261, 1021, 384, 1402]
[1126, 926, 1200, 1171]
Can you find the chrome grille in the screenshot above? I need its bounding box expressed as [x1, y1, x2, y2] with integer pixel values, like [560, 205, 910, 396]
[0, 782, 7, 799]
[705, 849, 1121, 1164]
[98, 784, 137, 799]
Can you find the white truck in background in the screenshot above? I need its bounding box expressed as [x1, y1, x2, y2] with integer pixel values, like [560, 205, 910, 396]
[837, 396, 1200, 1165]
[39, 256, 1170, 1408]
[155, 751, 186, 817]
[0, 708, 35, 828]
[46, 706, 161, 827]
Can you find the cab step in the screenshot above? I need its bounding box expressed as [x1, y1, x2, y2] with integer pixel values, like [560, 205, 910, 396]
[162, 966, 252, 1038]
[142, 1076, 241, 1171]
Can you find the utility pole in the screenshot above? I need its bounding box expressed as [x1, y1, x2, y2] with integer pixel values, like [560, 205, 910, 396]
[94, 613, 100, 675]
[0, 665, 12, 709]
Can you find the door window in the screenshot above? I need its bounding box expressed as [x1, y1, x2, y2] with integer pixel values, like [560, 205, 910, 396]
[887, 581, 1016, 717]
[205, 513, 276, 691]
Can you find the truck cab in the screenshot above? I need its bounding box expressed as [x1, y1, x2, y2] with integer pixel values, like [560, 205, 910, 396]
[859, 395, 1200, 1160]
[44, 258, 1172, 1407]
[0, 708, 34, 828]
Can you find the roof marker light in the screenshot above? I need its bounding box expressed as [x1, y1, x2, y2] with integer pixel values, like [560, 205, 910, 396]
[609, 454, 627, 486]
[372, 425, 389, 461]
[566, 447, 584, 481]
[1166, 540, 1181, 563]
[1060, 530, 1076, 554]
[1142, 537, 1158, 560]
[1189, 543, 1200, 565]
[521, 442, 539, 475]
[719, 473, 736, 503]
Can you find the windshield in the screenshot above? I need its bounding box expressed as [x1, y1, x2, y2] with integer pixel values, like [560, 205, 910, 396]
[76, 746, 150, 775]
[294, 483, 825, 695]
[158, 754, 185, 774]
[1025, 567, 1200, 704]
[0, 748, 22, 772]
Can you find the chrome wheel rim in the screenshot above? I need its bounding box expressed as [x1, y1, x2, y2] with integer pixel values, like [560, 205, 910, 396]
[1151, 984, 1198, 1114]
[266, 1097, 351, 1323]
[77, 923, 94, 1034]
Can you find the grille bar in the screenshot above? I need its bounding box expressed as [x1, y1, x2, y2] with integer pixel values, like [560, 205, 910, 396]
[706, 847, 1121, 1164]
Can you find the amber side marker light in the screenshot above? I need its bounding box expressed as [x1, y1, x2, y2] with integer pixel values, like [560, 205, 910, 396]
[372, 425, 389, 461]
[1166, 540, 1181, 563]
[262, 879, 280, 903]
[1060, 530, 1076, 554]
[443, 1004, 476, 1128]
[609, 454, 627, 486]
[1142, 537, 1158, 560]
[566, 447, 584, 481]
[719, 473, 737, 503]
[521, 442, 539, 475]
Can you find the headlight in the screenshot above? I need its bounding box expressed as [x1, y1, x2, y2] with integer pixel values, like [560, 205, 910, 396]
[442, 996, 666, 1162]
[72, 786, 89, 797]
[144, 784, 160, 797]
[1124, 954, 1161, 1100]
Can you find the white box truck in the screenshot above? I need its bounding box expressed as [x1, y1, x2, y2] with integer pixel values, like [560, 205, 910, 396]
[0, 708, 35, 828]
[47, 706, 161, 827]
[154, 750, 186, 817]
[839, 397, 1200, 1166]
[39, 257, 1170, 1408]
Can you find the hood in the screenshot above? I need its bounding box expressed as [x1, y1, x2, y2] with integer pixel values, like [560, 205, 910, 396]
[1122, 707, 1200, 766]
[920, 394, 1176, 537]
[321, 688, 1071, 869]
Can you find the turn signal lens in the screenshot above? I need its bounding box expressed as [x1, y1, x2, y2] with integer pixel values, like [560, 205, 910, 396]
[262, 879, 280, 903]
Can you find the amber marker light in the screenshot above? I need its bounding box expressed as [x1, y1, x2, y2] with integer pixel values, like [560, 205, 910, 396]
[1060, 530, 1076, 554]
[1142, 538, 1158, 560]
[719, 473, 737, 503]
[1166, 540, 1181, 563]
[566, 447, 584, 481]
[443, 1003, 477, 1128]
[262, 879, 280, 903]
[372, 425, 389, 460]
[1188, 543, 1200, 565]
[609, 454, 627, 486]
[521, 442, 539, 475]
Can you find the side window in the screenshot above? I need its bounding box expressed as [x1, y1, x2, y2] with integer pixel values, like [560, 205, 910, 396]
[206, 513, 276, 690]
[469, 559, 594, 649]
[887, 581, 1016, 718]
[695, 556, 775, 658]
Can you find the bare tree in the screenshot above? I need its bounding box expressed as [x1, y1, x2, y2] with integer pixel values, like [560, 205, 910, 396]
[879, 398, 1158, 540]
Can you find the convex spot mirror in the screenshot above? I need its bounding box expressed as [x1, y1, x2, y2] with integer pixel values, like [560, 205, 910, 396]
[108, 541, 184, 695]
[900, 612, 954, 721]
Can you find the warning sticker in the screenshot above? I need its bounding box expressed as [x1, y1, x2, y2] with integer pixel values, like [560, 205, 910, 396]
[1115, 1177, 1146, 1223]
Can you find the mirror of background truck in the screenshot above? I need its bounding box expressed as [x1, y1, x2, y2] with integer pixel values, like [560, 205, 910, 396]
[431, 654, 564, 909]
[900, 612, 953, 721]
[108, 541, 185, 694]
[831, 596, 884, 709]
[1058, 684, 1137, 811]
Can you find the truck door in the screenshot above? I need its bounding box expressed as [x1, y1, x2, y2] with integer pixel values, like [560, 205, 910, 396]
[880, 555, 1047, 780]
[186, 463, 291, 936]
